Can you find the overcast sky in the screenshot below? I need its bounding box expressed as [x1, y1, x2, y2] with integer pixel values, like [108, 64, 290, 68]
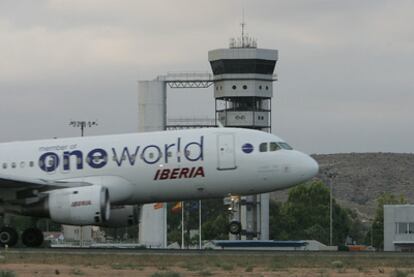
[0, 0, 413, 154]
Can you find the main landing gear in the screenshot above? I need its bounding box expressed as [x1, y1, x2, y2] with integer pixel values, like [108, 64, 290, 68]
[0, 226, 44, 247]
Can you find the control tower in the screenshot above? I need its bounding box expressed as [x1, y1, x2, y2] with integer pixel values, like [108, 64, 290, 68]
[208, 33, 278, 240]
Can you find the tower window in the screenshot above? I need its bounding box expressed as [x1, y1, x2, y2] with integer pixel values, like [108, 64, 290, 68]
[259, 85, 262, 90]
[243, 85, 247, 90]
[232, 85, 237, 90]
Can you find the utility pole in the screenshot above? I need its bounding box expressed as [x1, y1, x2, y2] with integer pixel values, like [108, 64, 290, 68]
[68, 120, 98, 247]
[327, 172, 337, 246]
[69, 120, 98, 137]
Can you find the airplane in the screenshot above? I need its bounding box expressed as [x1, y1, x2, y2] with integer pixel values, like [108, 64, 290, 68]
[0, 127, 318, 247]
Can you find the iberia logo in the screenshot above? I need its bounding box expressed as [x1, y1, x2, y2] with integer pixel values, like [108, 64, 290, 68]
[154, 166, 205, 180]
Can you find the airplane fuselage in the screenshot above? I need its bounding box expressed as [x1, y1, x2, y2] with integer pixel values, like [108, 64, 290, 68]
[0, 128, 318, 205]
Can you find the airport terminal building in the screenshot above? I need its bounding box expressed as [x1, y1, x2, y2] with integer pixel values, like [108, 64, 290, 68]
[384, 205, 414, 251]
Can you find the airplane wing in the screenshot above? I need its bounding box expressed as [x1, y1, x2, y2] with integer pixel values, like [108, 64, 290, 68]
[0, 174, 90, 190]
[0, 173, 92, 203]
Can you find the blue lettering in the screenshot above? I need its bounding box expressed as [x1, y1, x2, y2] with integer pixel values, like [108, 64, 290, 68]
[37, 136, 205, 172]
[142, 145, 161, 164]
[112, 146, 140, 167]
[184, 136, 204, 162]
[87, 148, 108, 169]
[164, 143, 175, 163]
[63, 150, 83, 171]
[177, 138, 181, 163]
[39, 152, 60, 172]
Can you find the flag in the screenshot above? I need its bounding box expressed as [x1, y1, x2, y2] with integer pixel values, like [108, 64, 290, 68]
[153, 202, 164, 209]
[171, 202, 182, 213]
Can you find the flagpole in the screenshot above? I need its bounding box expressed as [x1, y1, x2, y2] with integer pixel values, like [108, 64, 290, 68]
[181, 201, 184, 249]
[199, 200, 202, 249]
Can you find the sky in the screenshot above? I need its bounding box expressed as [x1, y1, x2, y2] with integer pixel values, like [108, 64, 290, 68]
[0, 0, 413, 154]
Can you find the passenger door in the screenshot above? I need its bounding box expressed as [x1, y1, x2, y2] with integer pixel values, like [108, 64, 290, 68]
[217, 134, 237, 170]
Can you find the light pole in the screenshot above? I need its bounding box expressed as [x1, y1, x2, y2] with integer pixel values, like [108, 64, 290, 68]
[327, 172, 337, 246]
[69, 120, 98, 137]
[68, 120, 98, 247]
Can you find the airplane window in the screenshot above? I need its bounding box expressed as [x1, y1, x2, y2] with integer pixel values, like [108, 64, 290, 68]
[11, 162, 16, 169]
[278, 142, 293, 150]
[20, 161, 25, 168]
[2, 163, 7, 169]
[259, 143, 268, 152]
[269, 142, 281, 152]
[29, 161, 34, 167]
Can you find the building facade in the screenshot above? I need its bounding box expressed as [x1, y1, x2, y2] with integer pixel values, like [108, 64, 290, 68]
[384, 205, 414, 251]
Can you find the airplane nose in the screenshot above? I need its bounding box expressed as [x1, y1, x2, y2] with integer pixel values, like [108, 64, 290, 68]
[296, 152, 319, 181]
[306, 155, 319, 178]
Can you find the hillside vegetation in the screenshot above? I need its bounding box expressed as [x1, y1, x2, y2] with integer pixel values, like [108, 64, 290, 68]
[271, 153, 414, 219]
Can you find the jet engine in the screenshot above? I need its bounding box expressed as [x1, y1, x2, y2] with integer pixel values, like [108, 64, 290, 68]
[99, 205, 140, 227]
[47, 185, 110, 225]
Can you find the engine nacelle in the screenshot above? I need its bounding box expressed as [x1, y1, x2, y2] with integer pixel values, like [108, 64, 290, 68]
[99, 205, 139, 228]
[48, 185, 110, 226]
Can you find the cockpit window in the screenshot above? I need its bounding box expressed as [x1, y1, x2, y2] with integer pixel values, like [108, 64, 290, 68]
[259, 143, 268, 152]
[278, 142, 293, 150]
[269, 142, 281, 152]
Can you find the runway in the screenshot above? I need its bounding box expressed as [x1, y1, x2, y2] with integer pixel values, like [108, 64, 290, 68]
[4, 247, 414, 257]
[3, 247, 414, 277]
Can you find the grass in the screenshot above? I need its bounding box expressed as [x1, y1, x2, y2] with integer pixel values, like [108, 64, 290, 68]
[110, 263, 144, 270]
[0, 271, 16, 277]
[198, 270, 213, 276]
[245, 265, 254, 272]
[150, 272, 181, 277]
[0, 252, 362, 268]
[2, 251, 414, 274]
[70, 268, 85, 276]
[390, 269, 410, 277]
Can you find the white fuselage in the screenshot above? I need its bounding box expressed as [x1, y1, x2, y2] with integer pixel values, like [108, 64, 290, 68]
[0, 128, 318, 205]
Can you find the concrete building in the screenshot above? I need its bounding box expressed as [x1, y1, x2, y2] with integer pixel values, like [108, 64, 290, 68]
[384, 205, 414, 251]
[137, 80, 168, 248]
[208, 35, 278, 240]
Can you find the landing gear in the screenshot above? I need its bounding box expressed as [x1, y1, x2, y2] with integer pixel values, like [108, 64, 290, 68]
[22, 228, 44, 247]
[0, 226, 18, 247]
[228, 220, 242, 235]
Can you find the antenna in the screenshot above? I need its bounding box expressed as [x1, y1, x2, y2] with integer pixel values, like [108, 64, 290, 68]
[229, 0, 257, 49]
[241, 6, 245, 47]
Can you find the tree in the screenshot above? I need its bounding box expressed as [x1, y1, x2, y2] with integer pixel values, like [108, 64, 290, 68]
[270, 180, 352, 245]
[371, 192, 406, 250]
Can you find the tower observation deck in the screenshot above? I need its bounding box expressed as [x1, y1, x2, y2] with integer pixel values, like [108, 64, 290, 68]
[208, 39, 278, 132]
